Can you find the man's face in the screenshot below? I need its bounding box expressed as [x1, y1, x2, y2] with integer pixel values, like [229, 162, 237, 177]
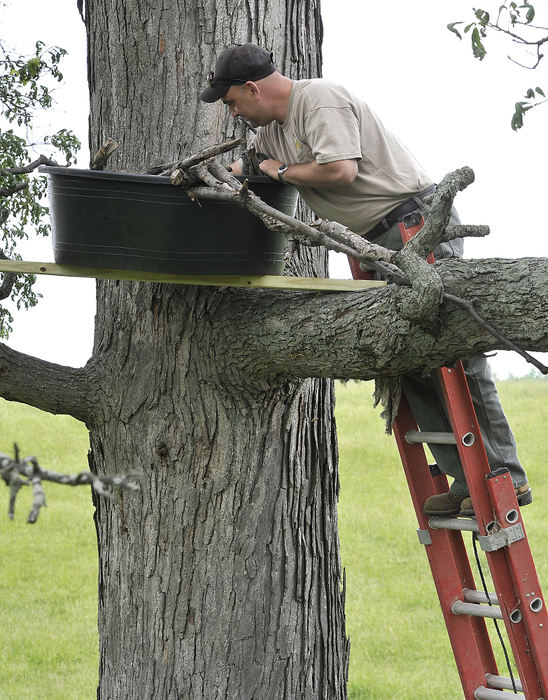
[222, 84, 272, 127]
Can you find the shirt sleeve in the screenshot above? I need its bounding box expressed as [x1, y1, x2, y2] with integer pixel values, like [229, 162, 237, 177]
[304, 106, 362, 164]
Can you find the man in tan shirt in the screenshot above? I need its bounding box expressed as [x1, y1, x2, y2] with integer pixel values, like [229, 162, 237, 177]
[200, 44, 531, 517]
[201, 44, 434, 239]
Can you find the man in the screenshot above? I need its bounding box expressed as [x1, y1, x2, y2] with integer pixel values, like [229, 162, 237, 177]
[200, 43, 531, 517]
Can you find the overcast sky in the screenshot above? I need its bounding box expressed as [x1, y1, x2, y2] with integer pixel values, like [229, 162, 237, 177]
[2, 0, 547, 377]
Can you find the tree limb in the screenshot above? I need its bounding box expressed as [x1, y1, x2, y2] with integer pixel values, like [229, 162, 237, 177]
[443, 291, 548, 373]
[0, 250, 16, 300]
[171, 156, 547, 374]
[0, 343, 97, 424]
[0, 154, 59, 178]
[0, 447, 139, 523]
[212, 257, 548, 382]
[0, 182, 28, 198]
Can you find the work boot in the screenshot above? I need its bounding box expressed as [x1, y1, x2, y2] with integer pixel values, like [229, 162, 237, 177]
[459, 482, 533, 517]
[423, 491, 467, 516]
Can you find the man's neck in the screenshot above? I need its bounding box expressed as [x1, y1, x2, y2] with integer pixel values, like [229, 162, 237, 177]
[269, 75, 294, 123]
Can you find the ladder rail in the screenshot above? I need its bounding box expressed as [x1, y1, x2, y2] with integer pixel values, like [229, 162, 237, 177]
[439, 362, 548, 697]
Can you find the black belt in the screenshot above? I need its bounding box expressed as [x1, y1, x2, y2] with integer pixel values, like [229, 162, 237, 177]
[367, 184, 437, 240]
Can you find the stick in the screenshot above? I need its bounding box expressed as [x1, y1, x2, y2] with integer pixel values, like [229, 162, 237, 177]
[90, 138, 119, 171]
[145, 138, 245, 175]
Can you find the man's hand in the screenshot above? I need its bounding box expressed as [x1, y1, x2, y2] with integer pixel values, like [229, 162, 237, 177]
[259, 158, 358, 186]
[258, 158, 284, 181]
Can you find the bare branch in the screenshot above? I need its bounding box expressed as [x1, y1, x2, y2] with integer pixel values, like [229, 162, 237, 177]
[0, 343, 96, 423]
[0, 448, 140, 524]
[145, 138, 245, 175]
[445, 224, 490, 241]
[90, 138, 119, 171]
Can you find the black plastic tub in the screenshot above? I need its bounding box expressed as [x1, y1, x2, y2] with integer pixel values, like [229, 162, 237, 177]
[39, 167, 298, 275]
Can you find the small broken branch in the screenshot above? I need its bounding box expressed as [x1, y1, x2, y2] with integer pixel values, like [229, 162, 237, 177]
[145, 138, 245, 176]
[1, 446, 140, 524]
[445, 224, 490, 242]
[404, 167, 476, 260]
[90, 138, 119, 171]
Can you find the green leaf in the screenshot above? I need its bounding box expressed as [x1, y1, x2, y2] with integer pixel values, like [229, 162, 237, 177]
[525, 88, 535, 98]
[511, 101, 528, 130]
[471, 27, 487, 60]
[447, 22, 463, 39]
[535, 87, 545, 97]
[475, 9, 490, 25]
[521, 3, 535, 23]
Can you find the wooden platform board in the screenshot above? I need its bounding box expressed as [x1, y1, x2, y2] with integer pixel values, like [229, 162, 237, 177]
[0, 260, 385, 293]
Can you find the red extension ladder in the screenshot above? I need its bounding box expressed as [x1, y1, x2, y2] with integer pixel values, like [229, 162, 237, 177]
[350, 214, 548, 699]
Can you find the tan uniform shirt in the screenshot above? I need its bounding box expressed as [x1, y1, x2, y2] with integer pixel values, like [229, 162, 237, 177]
[254, 79, 433, 236]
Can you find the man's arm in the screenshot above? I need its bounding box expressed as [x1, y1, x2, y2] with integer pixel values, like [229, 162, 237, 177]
[259, 158, 358, 186]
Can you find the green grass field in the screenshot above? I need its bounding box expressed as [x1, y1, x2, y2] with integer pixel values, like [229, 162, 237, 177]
[1, 379, 547, 699]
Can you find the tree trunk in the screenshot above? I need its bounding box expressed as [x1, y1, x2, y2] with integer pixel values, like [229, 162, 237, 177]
[85, 1, 349, 697]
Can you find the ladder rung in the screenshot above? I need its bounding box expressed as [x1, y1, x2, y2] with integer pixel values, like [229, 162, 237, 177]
[474, 687, 525, 699]
[428, 516, 479, 533]
[452, 600, 503, 620]
[405, 430, 456, 445]
[463, 588, 499, 606]
[485, 673, 523, 693]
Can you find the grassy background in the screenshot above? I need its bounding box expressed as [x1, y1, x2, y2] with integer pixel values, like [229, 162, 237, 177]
[1, 379, 547, 698]
[0, 403, 97, 699]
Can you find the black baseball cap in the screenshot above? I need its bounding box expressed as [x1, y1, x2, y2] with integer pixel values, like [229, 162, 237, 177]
[200, 44, 276, 103]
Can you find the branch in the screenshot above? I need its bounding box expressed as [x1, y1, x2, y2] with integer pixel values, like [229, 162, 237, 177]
[0, 182, 28, 198]
[167, 153, 546, 374]
[443, 292, 548, 373]
[0, 154, 59, 177]
[0, 250, 16, 300]
[144, 138, 245, 175]
[0, 447, 139, 524]
[90, 138, 119, 170]
[0, 343, 97, 423]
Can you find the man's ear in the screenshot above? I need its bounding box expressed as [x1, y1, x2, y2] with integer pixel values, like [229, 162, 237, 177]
[245, 81, 261, 99]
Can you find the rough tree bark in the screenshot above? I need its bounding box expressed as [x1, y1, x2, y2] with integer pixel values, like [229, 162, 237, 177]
[0, 1, 547, 699]
[84, 1, 349, 698]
